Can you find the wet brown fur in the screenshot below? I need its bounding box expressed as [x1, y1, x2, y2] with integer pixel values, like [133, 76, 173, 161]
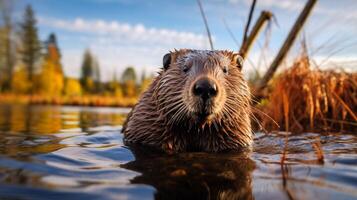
[123, 49, 252, 152]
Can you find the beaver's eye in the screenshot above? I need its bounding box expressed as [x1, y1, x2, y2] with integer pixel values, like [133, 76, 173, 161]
[183, 65, 189, 73]
[222, 66, 228, 74]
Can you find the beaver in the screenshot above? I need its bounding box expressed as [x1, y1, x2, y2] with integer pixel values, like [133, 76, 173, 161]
[123, 49, 252, 152]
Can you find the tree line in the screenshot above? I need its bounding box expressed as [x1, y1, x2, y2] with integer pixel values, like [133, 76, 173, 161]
[0, 3, 152, 98]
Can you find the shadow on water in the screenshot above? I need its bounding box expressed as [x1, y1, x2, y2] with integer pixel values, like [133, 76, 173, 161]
[123, 146, 255, 200]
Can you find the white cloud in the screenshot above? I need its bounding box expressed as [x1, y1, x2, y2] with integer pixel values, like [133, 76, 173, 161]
[38, 17, 209, 48]
[312, 55, 357, 72]
[38, 17, 213, 81]
[228, 0, 304, 11]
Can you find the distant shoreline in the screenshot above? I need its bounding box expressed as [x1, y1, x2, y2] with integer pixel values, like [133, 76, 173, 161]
[0, 94, 137, 108]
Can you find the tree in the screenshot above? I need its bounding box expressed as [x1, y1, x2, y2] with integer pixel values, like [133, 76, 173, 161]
[0, 0, 16, 91]
[121, 66, 137, 97]
[109, 71, 122, 97]
[64, 78, 81, 96]
[79, 49, 102, 94]
[11, 63, 30, 94]
[93, 58, 102, 93]
[19, 5, 41, 93]
[80, 49, 95, 94]
[36, 33, 64, 96]
[139, 71, 153, 93]
[121, 66, 137, 83]
[0, 27, 6, 91]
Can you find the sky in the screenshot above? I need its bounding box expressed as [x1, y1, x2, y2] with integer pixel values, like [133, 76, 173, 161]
[14, 0, 357, 81]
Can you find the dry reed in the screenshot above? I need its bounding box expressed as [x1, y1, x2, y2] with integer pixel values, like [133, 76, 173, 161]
[255, 56, 357, 133]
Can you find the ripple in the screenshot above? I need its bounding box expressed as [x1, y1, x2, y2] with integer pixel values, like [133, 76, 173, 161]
[0, 104, 356, 200]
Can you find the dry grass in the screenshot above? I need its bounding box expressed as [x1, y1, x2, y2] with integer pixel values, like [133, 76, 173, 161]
[255, 56, 357, 133]
[0, 94, 137, 107]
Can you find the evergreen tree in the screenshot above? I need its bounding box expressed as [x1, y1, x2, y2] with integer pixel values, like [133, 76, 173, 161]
[121, 66, 137, 83]
[93, 58, 101, 93]
[121, 66, 137, 97]
[0, 0, 16, 91]
[19, 5, 41, 93]
[45, 33, 62, 73]
[80, 49, 94, 93]
[46, 33, 58, 47]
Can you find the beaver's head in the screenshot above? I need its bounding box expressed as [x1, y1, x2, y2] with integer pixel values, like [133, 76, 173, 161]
[155, 49, 250, 127]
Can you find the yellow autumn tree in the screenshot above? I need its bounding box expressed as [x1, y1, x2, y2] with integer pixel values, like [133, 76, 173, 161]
[108, 72, 123, 97]
[11, 63, 31, 94]
[122, 80, 136, 97]
[64, 78, 82, 96]
[37, 60, 64, 96]
[139, 72, 153, 94]
[36, 33, 64, 96]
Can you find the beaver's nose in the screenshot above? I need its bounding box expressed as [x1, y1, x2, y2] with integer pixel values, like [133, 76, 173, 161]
[193, 78, 217, 101]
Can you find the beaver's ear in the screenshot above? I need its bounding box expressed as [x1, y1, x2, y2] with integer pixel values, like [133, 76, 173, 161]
[233, 53, 244, 70]
[163, 53, 171, 70]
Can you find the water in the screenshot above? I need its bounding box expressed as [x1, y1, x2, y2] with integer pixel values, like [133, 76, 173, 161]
[0, 104, 356, 200]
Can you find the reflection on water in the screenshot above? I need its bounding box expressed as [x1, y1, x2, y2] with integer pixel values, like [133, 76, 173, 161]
[0, 104, 127, 134]
[0, 104, 356, 200]
[123, 147, 254, 199]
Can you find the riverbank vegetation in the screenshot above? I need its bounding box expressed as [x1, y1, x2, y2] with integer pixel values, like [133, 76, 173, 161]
[254, 56, 356, 133]
[0, 4, 151, 107]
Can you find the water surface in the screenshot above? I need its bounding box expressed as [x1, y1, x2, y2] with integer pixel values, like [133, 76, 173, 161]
[0, 104, 356, 199]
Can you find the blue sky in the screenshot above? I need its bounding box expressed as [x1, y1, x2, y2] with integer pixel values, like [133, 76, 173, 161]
[16, 0, 357, 80]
